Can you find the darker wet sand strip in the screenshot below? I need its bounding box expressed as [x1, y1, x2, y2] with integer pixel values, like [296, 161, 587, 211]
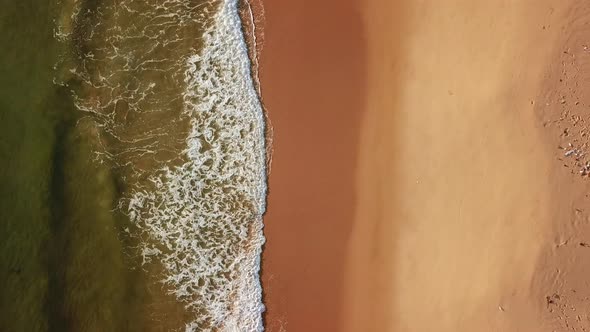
[258, 0, 366, 331]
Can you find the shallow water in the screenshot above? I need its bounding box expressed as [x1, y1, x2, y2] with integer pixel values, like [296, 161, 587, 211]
[0, 0, 267, 331]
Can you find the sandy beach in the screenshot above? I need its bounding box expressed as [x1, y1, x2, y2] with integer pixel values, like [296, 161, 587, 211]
[261, 0, 590, 331]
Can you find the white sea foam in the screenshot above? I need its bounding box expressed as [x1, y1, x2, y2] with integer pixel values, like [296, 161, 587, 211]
[128, 0, 267, 330]
[55, 0, 268, 330]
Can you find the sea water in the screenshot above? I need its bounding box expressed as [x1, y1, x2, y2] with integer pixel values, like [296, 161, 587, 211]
[0, 0, 267, 331]
[125, 1, 268, 330]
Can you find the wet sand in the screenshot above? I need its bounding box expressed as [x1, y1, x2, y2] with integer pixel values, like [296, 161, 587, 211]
[258, 0, 365, 331]
[261, 0, 590, 331]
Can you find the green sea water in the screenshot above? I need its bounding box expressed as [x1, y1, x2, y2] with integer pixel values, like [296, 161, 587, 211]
[0, 1, 151, 331]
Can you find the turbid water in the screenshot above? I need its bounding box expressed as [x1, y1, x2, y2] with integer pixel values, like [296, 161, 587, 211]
[0, 0, 267, 331]
[1, 1, 63, 330]
[1, 1, 156, 331]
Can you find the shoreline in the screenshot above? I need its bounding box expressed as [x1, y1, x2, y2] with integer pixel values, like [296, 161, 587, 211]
[236, 1, 273, 327]
[238, 0, 265, 97]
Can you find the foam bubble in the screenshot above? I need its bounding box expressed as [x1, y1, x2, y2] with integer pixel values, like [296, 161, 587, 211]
[128, 0, 267, 330]
[55, 0, 268, 330]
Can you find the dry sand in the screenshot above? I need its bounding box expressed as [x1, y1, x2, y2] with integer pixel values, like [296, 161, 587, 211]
[260, 0, 590, 331]
[345, 1, 590, 331]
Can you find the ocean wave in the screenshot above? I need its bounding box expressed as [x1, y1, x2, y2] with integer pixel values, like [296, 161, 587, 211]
[55, 0, 268, 330]
[128, 0, 267, 329]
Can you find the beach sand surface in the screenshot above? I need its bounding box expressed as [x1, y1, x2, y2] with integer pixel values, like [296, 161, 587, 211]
[345, 1, 590, 331]
[260, 0, 590, 331]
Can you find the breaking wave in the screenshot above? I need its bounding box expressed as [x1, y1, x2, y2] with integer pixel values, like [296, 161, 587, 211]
[127, 1, 267, 330]
[54, 0, 268, 330]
